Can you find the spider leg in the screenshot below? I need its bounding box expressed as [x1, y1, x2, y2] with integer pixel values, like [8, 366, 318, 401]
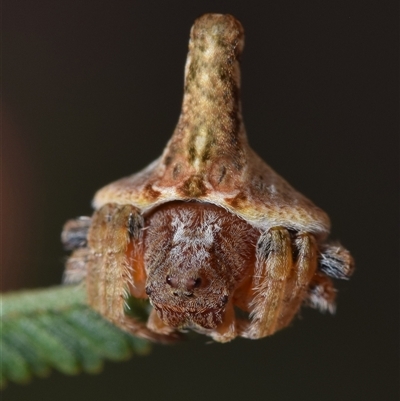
[318, 243, 354, 280]
[210, 300, 237, 343]
[61, 216, 92, 250]
[62, 217, 92, 284]
[276, 233, 318, 329]
[305, 272, 337, 313]
[243, 227, 293, 339]
[63, 247, 90, 284]
[87, 203, 178, 343]
[147, 308, 176, 335]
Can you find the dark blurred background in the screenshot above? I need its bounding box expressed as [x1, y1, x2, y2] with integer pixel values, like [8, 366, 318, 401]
[2, 1, 397, 400]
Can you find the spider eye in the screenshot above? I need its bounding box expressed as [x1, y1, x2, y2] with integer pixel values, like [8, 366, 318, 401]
[166, 275, 178, 288]
[186, 277, 202, 291]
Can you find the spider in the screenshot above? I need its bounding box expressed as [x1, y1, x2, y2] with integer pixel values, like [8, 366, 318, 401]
[62, 14, 354, 343]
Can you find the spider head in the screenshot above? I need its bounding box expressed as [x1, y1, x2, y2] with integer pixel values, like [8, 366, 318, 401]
[142, 201, 258, 333]
[145, 257, 231, 330]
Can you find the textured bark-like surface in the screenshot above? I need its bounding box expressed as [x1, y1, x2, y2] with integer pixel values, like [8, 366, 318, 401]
[93, 14, 330, 238]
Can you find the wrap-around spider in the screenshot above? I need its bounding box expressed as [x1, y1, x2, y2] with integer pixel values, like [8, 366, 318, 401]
[62, 14, 354, 343]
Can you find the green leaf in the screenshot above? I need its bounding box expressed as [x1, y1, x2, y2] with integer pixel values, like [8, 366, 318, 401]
[0, 285, 151, 388]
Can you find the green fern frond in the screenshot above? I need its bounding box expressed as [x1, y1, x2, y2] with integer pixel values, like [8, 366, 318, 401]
[0, 285, 151, 388]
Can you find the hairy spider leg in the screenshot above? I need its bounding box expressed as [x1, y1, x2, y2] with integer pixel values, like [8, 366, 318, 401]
[276, 233, 318, 329]
[244, 227, 293, 339]
[86, 203, 178, 343]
